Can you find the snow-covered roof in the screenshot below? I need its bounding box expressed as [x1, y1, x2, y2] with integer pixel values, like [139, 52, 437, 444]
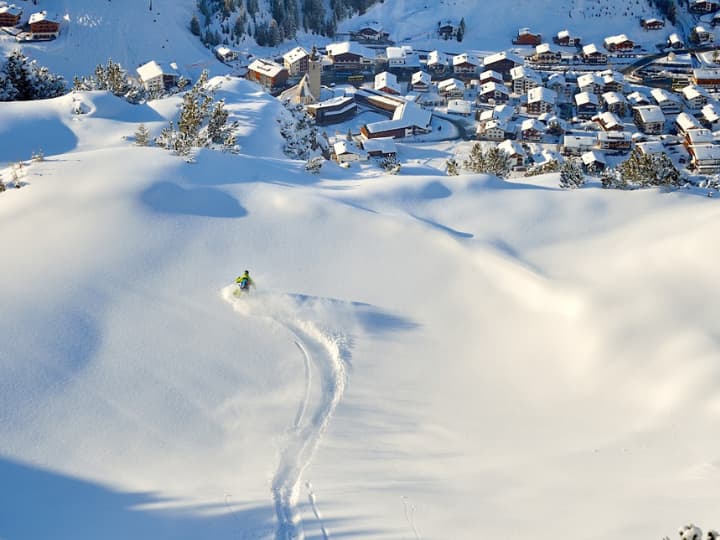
[411, 71, 431, 85]
[480, 81, 509, 95]
[602, 91, 626, 105]
[426, 50, 450, 66]
[28, 10, 53, 24]
[453, 53, 480, 66]
[521, 118, 545, 132]
[498, 139, 525, 157]
[650, 87, 679, 104]
[392, 100, 432, 128]
[634, 105, 665, 124]
[248, 58, 286, 78]
[557, 29, 570, 39]
[687, 128, 714, 145]
[326, 41, 373, 59]
[690, 144, 720, 160]
[510, 66, 540, 81]
[596, 111, 622, 129]
[627, 91, 651, 105]
[283, 46, 309, 64]
[575, 91, 598, 106]
[636, 141, 665, 155]
[333, 140, 366, 157]
[676, 112, 702, 132]
[604, 34, 632, 45]
[535, 43, 555, 55]
[375, 71, 400, 92]
[361, 137, 396, 154]
[136, 60, 179, 81]
[563, 134, 596, 148]
[447, 99, 472, 114]
[480, 69, 504, 81]
[483, 51, 523, 67]
[0, 4, 21, 16]
[581, 150, 606, 165]
[527, 86, 556, 104]
[668, 33, 683, 44]
[682, 84, 709, 100]
[577, 72, 602, 88]
[596, 130, 632, 143]
[582, 43, 603, 56]
[438, 78, 465, 91]
[547, 72, 567, 85]
[702, 103, 720, 123]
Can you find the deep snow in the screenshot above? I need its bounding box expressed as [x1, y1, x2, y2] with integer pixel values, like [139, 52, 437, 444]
[1, 2, 719, 540]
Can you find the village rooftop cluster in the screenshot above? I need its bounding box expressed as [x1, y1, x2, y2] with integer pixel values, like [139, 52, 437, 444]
[0, 2, 60, 41]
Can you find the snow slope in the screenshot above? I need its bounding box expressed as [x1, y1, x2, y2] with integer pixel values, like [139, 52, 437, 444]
[1, 2, 719, 540]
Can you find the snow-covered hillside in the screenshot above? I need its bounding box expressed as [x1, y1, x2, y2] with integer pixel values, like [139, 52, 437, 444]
[1, 2, 719, 540]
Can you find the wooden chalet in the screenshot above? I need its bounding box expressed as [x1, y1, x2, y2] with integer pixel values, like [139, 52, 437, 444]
[575, 91, 599, 119]
[693, 68, 720, 89]
[246, 59, 289, 92]
[452, 53, 480, 78]
[214, 45, 238, 63]
[447, 99, 473, 116]
[374, 71, 401, 94]
[650, 87, 682, 114]
[326, 42, 374, 72]
[411, 71, 432, 92]
[519, 118, 545, 141]
[577, 72, 603, 95]
[691, 25, 714, 44]
[688, 144, 720, 173]
[682, 85, 710, 110]
[28, 11, 60, 39]
[479, 69, 504, 86]
[512, 27, 542, 46]
[701, 103, 720, 128]
[593, 111, 623, 132]
[667, 33, 684, 49]
[478, 81, 509, 104]
[483, 51, 523, 77]
[136, 60, 181, 92]
[333, 141, 366, 164]
[675, 112, 702, 136]
[498, 139, 528, 167]
[0, 4, 22, 27]
[531, 43, 562, 65]
[510, 65, 541, 94]
[582, 44, 607, 65]
[426, 50, 450, 74]
[527, 86, 556, 115]
[437, 20, 459, 40]
[641, 18, 664, 30]
[306, 95, 357, 125]
[476, 120, 510, 141]
[353, 23, 389, 42]
[554, 29, 581, 47]
[437, 78, 465, 100]
[601, 91, 628, 116]
[581, 150, 606, 172]
[603, 34, 634, 52]
[563, 134, 596, 155]
[689, 0, 720, 13]
[633, 105, 665, 134]
[361, 137, 397, 158]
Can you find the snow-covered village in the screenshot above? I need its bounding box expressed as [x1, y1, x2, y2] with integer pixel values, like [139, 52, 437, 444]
[1, 1, 719, 539]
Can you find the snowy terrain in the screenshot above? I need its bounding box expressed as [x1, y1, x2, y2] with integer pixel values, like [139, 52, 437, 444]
[1, 1, 720, 540]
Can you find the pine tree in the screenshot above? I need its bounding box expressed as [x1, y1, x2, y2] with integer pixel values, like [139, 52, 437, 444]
[463, 143, 485, 173]
[446, 157, 459, 176]
[135, 123, 151, 146]
[485, 147, 510, 177]
[559, 159, 585, 189]
[190, 14, 201, 35]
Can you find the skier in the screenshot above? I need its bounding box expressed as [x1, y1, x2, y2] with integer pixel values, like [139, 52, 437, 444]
[235, 270, 254, 293]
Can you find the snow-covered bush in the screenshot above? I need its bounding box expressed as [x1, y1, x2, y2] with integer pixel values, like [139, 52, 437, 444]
[559, 159, 585, 189]
[462, 143, 510, 178]
[525, 160, 560, 177]
[305, 156, 324, 174]
[380, 155, 401, 175]
[279, 102, 326, 160]
[617, 147, 681, 189]
[134, 124, 151, 147]
[0, 50, 66, 101]
[446, 157, 459, 176]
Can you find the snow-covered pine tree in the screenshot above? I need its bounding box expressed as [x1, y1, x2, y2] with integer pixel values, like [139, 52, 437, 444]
[0, 50, 66, 101]
[135, 124, 151, 146]
[484, 146, 510, 178]
[463, 143, 485, 173]
[559, 159, 585, 189]
[446, 157, 459, 176]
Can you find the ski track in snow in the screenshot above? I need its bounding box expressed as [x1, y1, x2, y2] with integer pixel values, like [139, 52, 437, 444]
[222, 287, 347, 540]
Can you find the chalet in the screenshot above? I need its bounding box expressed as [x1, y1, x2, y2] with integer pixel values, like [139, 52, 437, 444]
[688, 144, 720, 173]
[682, 84, 710, 110]
[650, 88, 682, 114]
[136, 60, 181, 92]
[581, 150, 606, 172]
[361, 137, 397, 158]
[28, 11, 60, 39]
[426, 50, 451, 74]
[542, 115, 568, 135]
[512, 27, 542, 46]
[577, 72, 603, 95]
[519, 118, 545, 141]
[601, 70, 625, 93]
[636, 141, 666, 156]
[478, 81, 509, 104]
[596, 131, 632, 152]
[415, 92, 444, 108]
[360, 101, 432, 140]
[447, 99, 473, 116]
[498, 139, 528, 167]
[478, 103, 515, 124]
[547, 72, 574, 102]
[575, 91, 599, 118]
[246, 59, 289, 92]
[627, 91, 651, 107]
[689, 0, 720, 13]
[633, 105, 665, 134]
[452, 53, 481, 77]
[438, 78, 465, 100]
[554, 29, 581, 47]
[701, 103, 720, 128]
[353, 23, 389, 42]
[374, 71, 401, 94]
[641, 18, 665, 30]
[582, 43, 608, 64]
[533, 149, 563, 168]
[283, 46, 309, 76]
[563, 134, 596, 155]
[601, 91, 628, 116]
[675, 112, 702, 135]
[691, 25, 714, 44]
[326, 42, 374, 71]
[531, 43, 562, 65]
[593, 111, 623, 131]
[438, 20, 459, 40]
[0, 4, 21, 27]
[333, 140, 367, 164]
[527, 86, 557, 115]
[510, 65, 541, 95]
[686, 128, 714, 147]
[476, 119, 510, 141]
[214, 46, 238, 63]
[667, 33, 685, 49]
[603, 34, 634, 52]
[693, 68, 720, 89]
[411, 71, 432, 92]
[483, 51, 523, 77]
[387, 46, 420, 70]
[479, 69, 504, 86]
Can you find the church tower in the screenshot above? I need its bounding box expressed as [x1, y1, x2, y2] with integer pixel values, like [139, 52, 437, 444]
[308, 46, 322, 102]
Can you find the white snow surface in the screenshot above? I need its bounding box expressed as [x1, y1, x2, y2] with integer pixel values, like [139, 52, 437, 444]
[1, 2, 719, 540]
